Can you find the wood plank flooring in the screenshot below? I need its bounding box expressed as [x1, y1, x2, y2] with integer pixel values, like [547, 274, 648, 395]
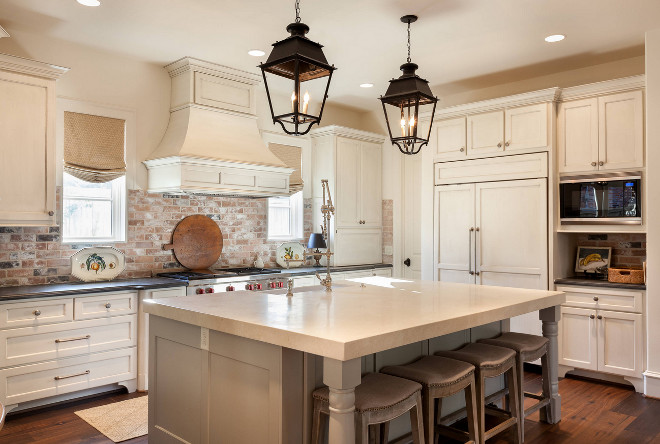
[0, 372, 659, 443]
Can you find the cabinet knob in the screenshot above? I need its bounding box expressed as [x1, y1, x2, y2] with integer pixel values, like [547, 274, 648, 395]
[469, 271, 475, 275]
[497, 142, 503, 148]
[505, 141, 511, 147]
[460, 147, 465, 152]
[105, 303, 112, 309]
[590, 314, 595, 319]
[475, 272, 480, 276]
[591, 162, 597, 167]
[599, 161, 604, 166]
[33, 310, 41, 317]
[403, 258, 411, 267]
[48, 211, 54, 216]
[593, 296, 599, 301]
[597, 315, 603, 320]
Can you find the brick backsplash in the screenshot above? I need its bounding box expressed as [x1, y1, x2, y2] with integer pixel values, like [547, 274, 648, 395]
[0, 188, 314, 287]
[575, 233, 647, 268]
[382, 200, 393, 264]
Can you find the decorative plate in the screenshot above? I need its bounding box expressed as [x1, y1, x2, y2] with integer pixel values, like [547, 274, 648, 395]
[71, 246, 126, 282]
[276, 242, 306, 268]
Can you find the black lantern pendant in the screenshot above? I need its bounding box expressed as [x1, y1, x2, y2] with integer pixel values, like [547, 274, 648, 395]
[379, 15, 438, 155]
[259, 0, 336, 136]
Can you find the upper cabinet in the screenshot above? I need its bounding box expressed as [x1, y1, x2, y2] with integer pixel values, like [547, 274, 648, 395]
[0, 54, 68, 226]
[558, 81, 644, 174]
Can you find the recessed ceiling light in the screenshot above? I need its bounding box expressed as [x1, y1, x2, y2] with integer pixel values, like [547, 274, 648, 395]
[360, 83, 374, 88]
[77, 0, 101, 5]
[248, 50, 265, 57]
[545, 34, 565, 43]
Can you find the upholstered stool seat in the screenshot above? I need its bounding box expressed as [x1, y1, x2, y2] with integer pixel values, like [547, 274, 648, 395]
[479, 333, 551, 441]
[311, 372, 425, 444]
[436, 343, 522, 444]
[382, 356, 478, 444]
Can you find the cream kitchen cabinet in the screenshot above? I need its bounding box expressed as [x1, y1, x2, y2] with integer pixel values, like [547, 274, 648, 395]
[311, 126, 385, 266]
[558, 90, 644, 173]
[557, 285, 644, 389]
[0, 54, 68, 226]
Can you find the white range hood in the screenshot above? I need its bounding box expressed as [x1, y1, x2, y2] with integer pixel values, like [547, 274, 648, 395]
[144, 57, 293, 197]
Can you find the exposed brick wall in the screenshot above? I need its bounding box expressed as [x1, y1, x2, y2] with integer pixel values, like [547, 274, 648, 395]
[575, 233, 647, 268]
[0, 188, 314, 287]
[382, 199, 393, 264]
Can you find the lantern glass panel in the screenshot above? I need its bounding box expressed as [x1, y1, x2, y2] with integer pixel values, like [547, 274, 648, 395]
[381, 95, 435, 154]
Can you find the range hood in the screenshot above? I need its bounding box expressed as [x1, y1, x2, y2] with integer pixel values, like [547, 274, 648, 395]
[144, 57, 293, 197]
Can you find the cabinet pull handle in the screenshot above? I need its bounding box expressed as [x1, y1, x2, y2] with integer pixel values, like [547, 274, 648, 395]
[468, 227, 475, 275]
[497, 142, 503, 148]
[591, 161, 597, 167]
[597, 315, 603, 320]
[505, 141, 511, 147]
[54, 370, 90, 381]
[105, 303, 112, 309]
[474, 227, 480, 276]
[598, 161, 604, 166]
[33, 310, 41, 317]
[590, 314, 595, 319]
[55, 334, 91, 343]
[460, 147, 465, 152]
[593, 296, 599, 301]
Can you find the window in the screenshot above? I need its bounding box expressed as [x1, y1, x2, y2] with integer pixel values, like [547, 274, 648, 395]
[62, 173, 126, 243]
[268, 191, 303, 240]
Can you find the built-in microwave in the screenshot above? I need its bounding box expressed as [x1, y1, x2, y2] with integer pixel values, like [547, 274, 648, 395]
[559, 173, 642, 225]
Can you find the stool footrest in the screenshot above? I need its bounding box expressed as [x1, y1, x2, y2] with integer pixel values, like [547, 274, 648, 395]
[524, 392, 545, 401]
[484, 417, 518, 440]
[437, 387, 508, 426]
[435, 423, 470, 441]
[524, 398, 551, 417]
[485, 405, 514, 420]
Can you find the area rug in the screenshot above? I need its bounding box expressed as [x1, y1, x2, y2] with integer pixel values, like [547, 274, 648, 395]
[74, 395, 148, 443]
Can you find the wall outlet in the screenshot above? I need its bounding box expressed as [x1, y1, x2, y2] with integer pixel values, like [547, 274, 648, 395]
[384, 246, 393, 255]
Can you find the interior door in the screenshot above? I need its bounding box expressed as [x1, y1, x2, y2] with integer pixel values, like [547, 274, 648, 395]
[559, 307, 598, 371]
[557, 98, 599, 173]
[335, 137, 360, 227]
[359, 141, 382, 227]
[435, 184, 475, 284]
[467, 111, 504, 156]
[403, 154, 422, 279]
[597, 310, 643, 377]
[475, 178, 548, 335]
[598, 90, 644, 171]
[504, 103, 548, 153]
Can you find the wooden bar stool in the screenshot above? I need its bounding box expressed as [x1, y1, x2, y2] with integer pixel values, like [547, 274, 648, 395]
[436, 343, 522, 444]
[311, 372, 425, 444]
[381, 356, 478, 444]
[478, 332, 550, 440]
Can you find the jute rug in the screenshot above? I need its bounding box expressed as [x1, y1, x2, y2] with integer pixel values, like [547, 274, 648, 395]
[75, 395, 148, 442]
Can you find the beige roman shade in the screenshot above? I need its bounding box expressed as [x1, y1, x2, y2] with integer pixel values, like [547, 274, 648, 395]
[64, 111, 126, 183]
[269, 143, 303, 194]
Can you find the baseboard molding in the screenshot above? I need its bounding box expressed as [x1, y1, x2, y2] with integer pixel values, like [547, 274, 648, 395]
[643, 371, 660, 398]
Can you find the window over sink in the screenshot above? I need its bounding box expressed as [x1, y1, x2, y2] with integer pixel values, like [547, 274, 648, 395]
[268, 191, 303, 241]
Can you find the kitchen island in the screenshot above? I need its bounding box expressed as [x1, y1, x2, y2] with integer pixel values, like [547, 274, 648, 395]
[144, 277, 565, 444]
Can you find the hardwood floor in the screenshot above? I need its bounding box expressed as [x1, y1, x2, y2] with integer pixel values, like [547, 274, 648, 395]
[0, 373, 659, 443]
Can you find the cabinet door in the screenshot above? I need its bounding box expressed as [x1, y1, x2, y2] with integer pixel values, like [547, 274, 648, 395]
[0, 71, 55, 225]
[598, 90, 644, 171]
[504, 103, 548, 153]
[433, 117, 467, 160]
[597, 310, 643, 377]
[334, 228, 382, 266]
[467, 111, 504, 156]
[335, 137, 361, 227]
[359, 141, 382, 226]
[435, 184, 476, 283]
[559, 307, 598, 371]
[557, 98, 599, 173]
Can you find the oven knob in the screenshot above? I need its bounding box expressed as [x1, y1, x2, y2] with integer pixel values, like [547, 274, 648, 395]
[278, 281, 284, 288]
[205, 288, 214, 293]
[246, 284, 254, 291]
[196, 288, 205, 295]
[256, 283, 263, 290]
[269, 282, 276, 289]
[226, 286, 235, 292]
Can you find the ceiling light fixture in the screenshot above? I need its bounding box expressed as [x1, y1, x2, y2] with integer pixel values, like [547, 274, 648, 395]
[360, 83, 374, 88]
[248, 50, 265, 57]
[545, 34, 565, 43]
[379, 15, 438, 155]
[259, 0, 336, 136]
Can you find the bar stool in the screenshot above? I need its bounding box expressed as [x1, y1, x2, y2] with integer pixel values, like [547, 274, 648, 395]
[478, 332, 550, 440]
[381, 356, 478, 444]
[435, 343, 522, 444]
[311, 372, 425, 444]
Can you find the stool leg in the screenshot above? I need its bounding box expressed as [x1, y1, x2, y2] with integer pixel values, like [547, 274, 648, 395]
[540, 352, 551, 423]
[311, 399, 323, 444]
[464, 378, 478, 444]
[422, 388, 434, 444]
[517, 355, 525, 442]
[507, 366, 522, 444]
[355, 413, 369, 444]
[475, 371, 486, 444]
[409, 391, 425, 444]
[380, 422, 390, 444]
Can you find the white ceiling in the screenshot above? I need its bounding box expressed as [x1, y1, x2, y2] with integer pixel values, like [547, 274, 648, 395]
[1, 0, 659, 110]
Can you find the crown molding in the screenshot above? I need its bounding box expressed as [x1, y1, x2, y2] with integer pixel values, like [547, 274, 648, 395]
[557, 75, 645, 102]
[0, 53, 69, 80]
[164, 56, 260, 85]
[309, 125, 386, 143]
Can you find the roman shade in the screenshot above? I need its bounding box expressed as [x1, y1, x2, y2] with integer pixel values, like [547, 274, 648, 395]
[269, 143, 303, 194]
[64, 111, 126, 183]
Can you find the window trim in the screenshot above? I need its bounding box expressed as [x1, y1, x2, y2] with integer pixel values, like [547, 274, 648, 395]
[267, 191, 304, 241]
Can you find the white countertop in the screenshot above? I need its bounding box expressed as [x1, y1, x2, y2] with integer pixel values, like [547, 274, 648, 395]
[144, 277, 565, 361]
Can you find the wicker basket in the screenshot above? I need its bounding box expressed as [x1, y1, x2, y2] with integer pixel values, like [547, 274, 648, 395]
[608, 267, 645, 284]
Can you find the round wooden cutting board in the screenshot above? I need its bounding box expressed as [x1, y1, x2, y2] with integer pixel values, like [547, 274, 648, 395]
[163, 215, 223, 270]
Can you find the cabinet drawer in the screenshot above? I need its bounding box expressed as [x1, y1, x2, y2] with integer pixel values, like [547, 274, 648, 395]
[0, 348, 136, 406]
[293, 276, 317, 288]
[74, 292, 136, 320]
[0, 315, 137, 367]
[556, 285, 643, 313]
[434, 152, 548, 185]
[0, 298, 73, 329]
[147, 288, 186, 299]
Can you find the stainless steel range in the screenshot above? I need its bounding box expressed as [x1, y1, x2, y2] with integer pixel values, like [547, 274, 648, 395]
[157, 267, 291, 296]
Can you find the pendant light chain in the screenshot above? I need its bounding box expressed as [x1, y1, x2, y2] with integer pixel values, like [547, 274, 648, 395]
[295, 0, 301, 23]
[406, 20, 412, 63]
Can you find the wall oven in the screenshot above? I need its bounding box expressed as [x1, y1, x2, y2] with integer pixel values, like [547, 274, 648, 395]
[559, 173, 642, 225]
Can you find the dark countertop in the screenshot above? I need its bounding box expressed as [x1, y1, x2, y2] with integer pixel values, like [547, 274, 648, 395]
[554, 277, 646, 291]
[0, 278, 187, 302]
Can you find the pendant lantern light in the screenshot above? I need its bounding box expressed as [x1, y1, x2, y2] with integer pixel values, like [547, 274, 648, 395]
[379, 15, 438, 155]
[259, 0, 336, 136]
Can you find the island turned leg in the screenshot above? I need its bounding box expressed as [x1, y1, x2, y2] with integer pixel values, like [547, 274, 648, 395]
[539, 305, 561, 424]
[323, 357, 362, 444]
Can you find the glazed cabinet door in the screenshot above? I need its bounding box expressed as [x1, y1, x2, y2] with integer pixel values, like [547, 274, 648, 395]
[433, 117, 467, 161]
[559, 307, 598, 371]
[359, 141, 382, 227]
[434, 184, 476, 284]
[335, 137, 361, 227]
[597, 310, 643, 377]
[467, 111, 504, 156]
[598, 90, 644, 171]
[504, 103, 548, 153]
[0, 71, 55, 226]
[557, 98, 599, 173]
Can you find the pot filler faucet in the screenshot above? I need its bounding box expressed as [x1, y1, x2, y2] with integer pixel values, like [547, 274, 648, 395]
[316, 179, 335, 292]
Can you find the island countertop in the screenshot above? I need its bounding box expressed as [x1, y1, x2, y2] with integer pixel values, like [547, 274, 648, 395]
[144, 276, 565, 361]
